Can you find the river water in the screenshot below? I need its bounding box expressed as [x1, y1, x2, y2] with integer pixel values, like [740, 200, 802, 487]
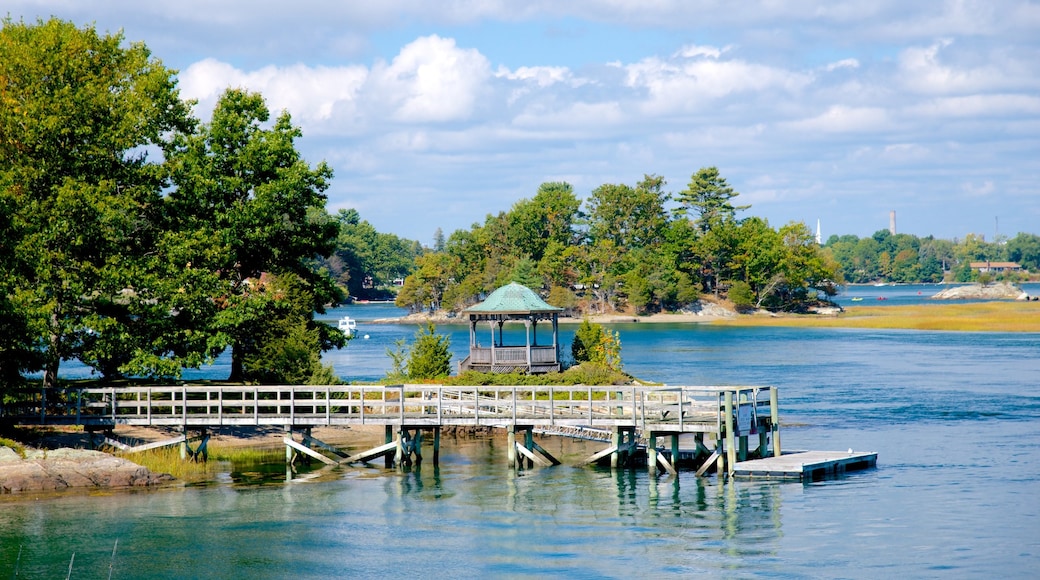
[4, 288, 1040, 577]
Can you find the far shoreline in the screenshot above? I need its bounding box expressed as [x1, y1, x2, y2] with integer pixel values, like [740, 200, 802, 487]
[375, 300, 1040, 333]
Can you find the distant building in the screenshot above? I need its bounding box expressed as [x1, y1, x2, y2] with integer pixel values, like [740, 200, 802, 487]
[970, 261, 1023, 273]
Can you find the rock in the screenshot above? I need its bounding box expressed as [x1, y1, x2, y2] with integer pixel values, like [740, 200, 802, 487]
[930, 282, 1024, 300]
[682, 300, 737, 317]
[0, 446, 173, 494]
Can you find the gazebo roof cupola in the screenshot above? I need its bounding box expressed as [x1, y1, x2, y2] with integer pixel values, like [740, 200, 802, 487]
[463, 282, 562, 316]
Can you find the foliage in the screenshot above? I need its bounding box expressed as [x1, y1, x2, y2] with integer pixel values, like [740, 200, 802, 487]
[0, 17, 193, 387]
[571, 320, 622, 370]
[727, 280, 755, 311]
[164, 88, 341, 381]
[405, 324, 452, 380]
[323, 208, 421, 300]
[445, 362, 630, 386]
[384, 338, 408, 382]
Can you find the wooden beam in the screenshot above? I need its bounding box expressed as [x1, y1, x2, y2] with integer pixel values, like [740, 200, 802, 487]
[342, 441, 399, 464]
[515, 442, 552, 467]
[581, 445, 618, 466]
[301, 433, 346, 459]
[656, 452, 677, 476]
[696, 449, 720, 477]
[283, 437, 337, 465]
[530, 441, 561, 466]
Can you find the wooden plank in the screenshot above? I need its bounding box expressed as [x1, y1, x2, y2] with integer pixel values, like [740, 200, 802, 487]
[656, 452, 677, 476]
[581, 445, 618, 466]
[283, 437, 337, 465]
[732, 450, 877, 480]
[531, 441, 562, 466]
[515, 442, 552, 467]
[695, 449, 720, 477]
[341, 441, 399, 464]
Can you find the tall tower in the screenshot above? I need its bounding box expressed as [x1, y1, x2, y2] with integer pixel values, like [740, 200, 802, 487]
[889, 211, 896, 235]
[815, 219, 822, 245]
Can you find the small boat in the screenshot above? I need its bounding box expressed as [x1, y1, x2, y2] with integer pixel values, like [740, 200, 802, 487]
[850, 297, 863, 302]
[337, 316, 357, 337]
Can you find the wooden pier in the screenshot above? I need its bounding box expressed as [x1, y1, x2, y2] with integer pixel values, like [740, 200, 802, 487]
[4, 383, 874, 480]
[732, 450, 878, 481]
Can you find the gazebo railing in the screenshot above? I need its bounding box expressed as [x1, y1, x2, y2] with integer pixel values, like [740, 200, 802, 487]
[468, 346, 557, 365]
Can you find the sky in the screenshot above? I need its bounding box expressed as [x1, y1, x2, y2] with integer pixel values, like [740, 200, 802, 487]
[7, 1, 1040, 245]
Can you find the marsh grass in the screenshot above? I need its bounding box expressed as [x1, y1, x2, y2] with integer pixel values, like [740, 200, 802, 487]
[119, 444, 284, 482]
[715, 301, 1040, 332]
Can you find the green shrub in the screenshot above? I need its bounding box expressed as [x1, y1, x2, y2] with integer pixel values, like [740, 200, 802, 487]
[405, 323, 452, 380]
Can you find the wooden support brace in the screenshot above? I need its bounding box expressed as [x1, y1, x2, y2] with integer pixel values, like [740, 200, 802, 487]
[696, 449, 720, 477]
[515, 442, 552, 467]
[284, 437, 337, 465]
[301, 433, 347, 459]
[530, 441, 561, 466]
[656, 451, 677, 476]
[582, 445, 618, 466]
[341, 441, 399, 465]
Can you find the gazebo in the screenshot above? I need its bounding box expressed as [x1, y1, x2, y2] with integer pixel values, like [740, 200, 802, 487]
[458, 282, 563, 374]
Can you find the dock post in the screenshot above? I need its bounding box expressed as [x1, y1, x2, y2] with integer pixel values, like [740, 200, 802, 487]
[507, 425, 517, 468]
[384, 425, 394, 468]
[648, 432, 658, 476]
[395, 427, 406, 467]
[433, 426, 440, 466]
[724, 391, 736, 478]
[285, 426, 294, 465]
[769, 387, 781, 457]
[671, 434, 680, 468]
[610, 427, 621, 469]
[413, 429, 423, 464]
[524, 428, 535, 469]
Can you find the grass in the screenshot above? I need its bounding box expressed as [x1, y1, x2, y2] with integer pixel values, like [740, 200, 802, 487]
[118, 444, 284, 482]
[714, 301, 1040, 332]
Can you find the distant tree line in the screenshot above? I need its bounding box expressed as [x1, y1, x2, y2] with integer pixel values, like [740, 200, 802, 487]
[823, 230, 1040, 284]
[395, 169, 842, 315]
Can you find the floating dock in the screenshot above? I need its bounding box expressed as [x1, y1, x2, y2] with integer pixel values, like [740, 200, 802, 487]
[732, 450, 878, 481]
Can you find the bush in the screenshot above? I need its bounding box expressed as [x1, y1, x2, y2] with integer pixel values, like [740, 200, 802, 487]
[444, 362, 630, 386]
[727, 280, 755, 311]
[405, 323, 452, 380]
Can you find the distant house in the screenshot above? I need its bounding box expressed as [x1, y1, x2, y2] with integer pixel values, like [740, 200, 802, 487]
[969, 261, 1023, 273]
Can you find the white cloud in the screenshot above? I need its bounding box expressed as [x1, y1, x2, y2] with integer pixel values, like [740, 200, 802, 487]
[366, 35, 491, 123]
[495, 65, 574, 87]
[674, 44, 726, 59]
[179, 59, 367, 129]
[783, 106, 890, 133]
[824, 58, 860, 72]
[624, 56, 812, 115]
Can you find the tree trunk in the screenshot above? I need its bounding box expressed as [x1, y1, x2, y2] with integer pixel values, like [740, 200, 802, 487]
[229, 341, 244, 382]
[43, 312, 62, 389]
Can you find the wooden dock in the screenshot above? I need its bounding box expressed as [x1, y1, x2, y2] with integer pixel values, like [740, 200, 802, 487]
[4, 383, 875, 480]
[732, 450, 878, 481]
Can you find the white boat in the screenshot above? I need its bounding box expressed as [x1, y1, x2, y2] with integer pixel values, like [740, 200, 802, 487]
[337, 316, 357, 337]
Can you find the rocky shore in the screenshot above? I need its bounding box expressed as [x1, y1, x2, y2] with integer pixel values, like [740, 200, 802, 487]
[931, 282, 1031, 300]
[0, 446, 172, 494]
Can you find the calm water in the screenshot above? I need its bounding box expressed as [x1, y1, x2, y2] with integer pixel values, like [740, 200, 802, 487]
[5, 295, 1040, 577]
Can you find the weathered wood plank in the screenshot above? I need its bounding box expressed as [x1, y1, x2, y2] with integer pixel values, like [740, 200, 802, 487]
[283, 437, 337, 465]
[732, 450, 877, 480]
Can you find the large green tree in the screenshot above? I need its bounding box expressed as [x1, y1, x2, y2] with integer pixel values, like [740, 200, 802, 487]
[164, 88, 342, 382]
[0, 18, 192, 386]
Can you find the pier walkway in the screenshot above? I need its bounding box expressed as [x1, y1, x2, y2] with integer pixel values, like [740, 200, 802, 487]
[2, 383, 874, 478]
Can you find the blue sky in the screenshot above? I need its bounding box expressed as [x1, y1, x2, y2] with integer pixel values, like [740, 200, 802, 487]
[7, 1, 1040, 245]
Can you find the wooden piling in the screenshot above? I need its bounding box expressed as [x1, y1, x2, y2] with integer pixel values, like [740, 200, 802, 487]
[770, 387, 782, 457]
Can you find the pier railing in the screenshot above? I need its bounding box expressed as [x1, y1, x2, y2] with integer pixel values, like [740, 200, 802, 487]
[5, 384, 777, 434]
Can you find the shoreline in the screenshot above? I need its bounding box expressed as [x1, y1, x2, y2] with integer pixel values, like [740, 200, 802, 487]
[375, 299, 1039, 332]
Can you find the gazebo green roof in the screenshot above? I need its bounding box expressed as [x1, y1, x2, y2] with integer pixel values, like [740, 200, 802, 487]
[463, 282, 562, 315]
